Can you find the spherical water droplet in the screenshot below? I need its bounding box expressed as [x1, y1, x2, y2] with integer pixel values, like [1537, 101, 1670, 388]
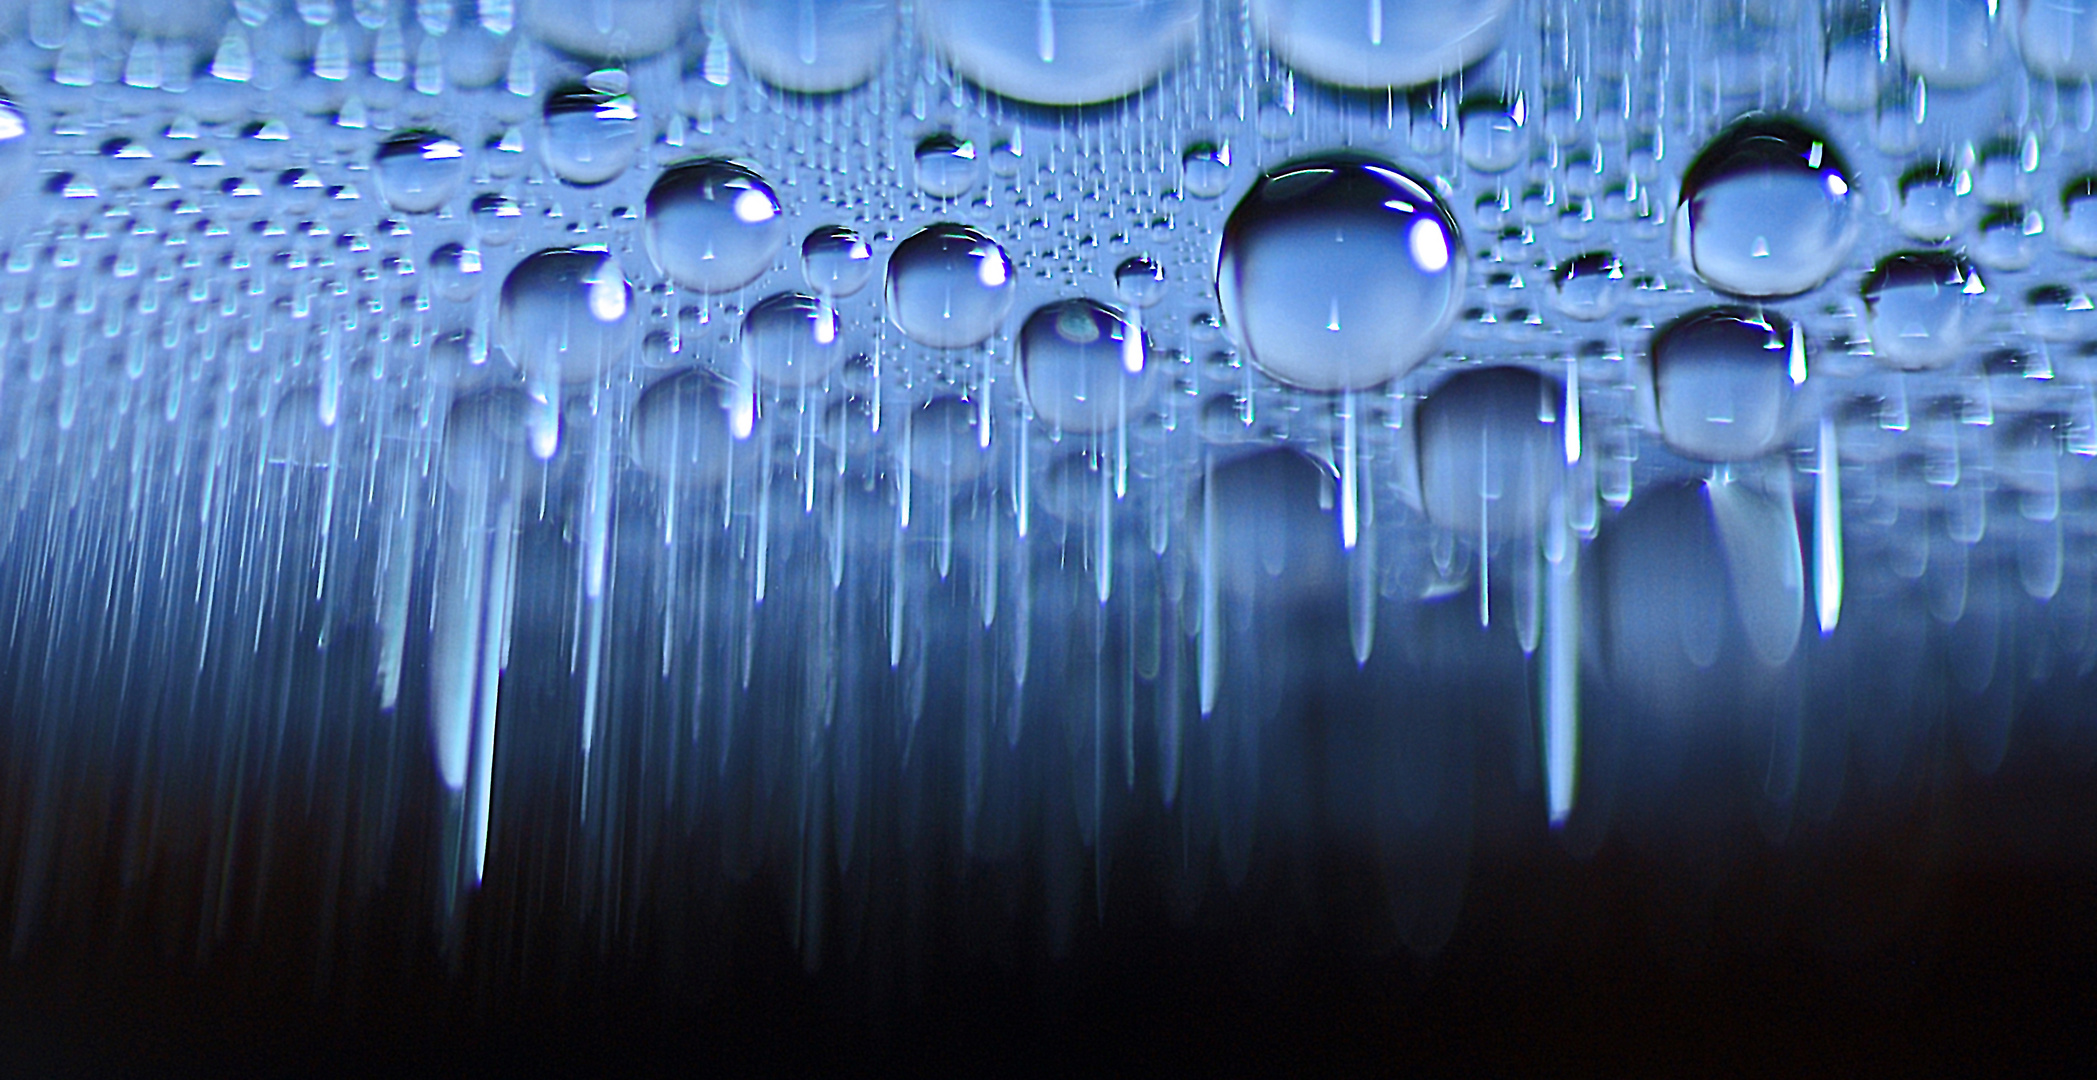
[472, 193, 524, 246]
[1898, 162, 1972, 242]
[1216, 155, 1464, 392]
[499, 249, 637, 383]
[429, 243, 485, 302]
[0, 98, 31, 200]
[1895, 0, 2002, 88]
[2023, 284, 2093, 342]
[1114, 256, 1168, 307]
[541, 82, 640, 186]
[1675, 115, 1857, 298]
[2057, 176, 2097, 257]
[1459, 95, 1528, 173]
[374, 129, 467, 214]
[1551, 251, 1625, 321]
[802, 225, 875, 296]
[723, 0, 895, 94]
[1862, 251, 1983, 371]
[885, 223, 1015, 349]
[1181, 141, 1232, 199]
[1252, 0, 1514, 89]
[917, 0, 1202, 106]
[632, 367, 741, 485]
[1649, 308, 1801, 462]
[444, 387, 538, 488]
[914, 133, 979, 199]
[644, 159, 788, 293]
[908, 395, 990, 483]
[521, 0, 691, 59]
[1019, 299, 1154, 434]
[1414, 365, 1564, 535]
[2018, 0, 2097, 79]
[742, 292, 848, 388]
[1973, 204, 2042, 271]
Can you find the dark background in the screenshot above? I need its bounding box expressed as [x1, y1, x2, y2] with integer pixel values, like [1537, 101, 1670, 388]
[4, 717, 2095, 1078]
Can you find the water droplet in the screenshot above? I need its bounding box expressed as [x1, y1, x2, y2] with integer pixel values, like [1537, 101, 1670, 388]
[1675, 115, 1858, 298]
[1897, 162, 1972, 242]
[644, 159, 788, 293]
[2057, 176, 2097, 257]
[1020, 299, 1154, 434]
[918, 0, 1202, 105]
[1895, 0, 2002, 88]
[1459, 94, 1527, 173]
[1252, 0, 1515, 89]
[1114, 256, 1168, 307]
[429, 242, 485, 302]
[541, 81, 640, 187]
[742, 292, 848, 388]
[499, 249, 637, 383]
[373, 129, 467, 214]
[0, 97, 29, 199]
[631, 367, 741, 484]
[914, 132, 979, 199]
[802, 225, 875, 296]
[1216, 155, 1463, 392]
[1551, 251, 1625, 321]
[1649, 308, 1801, 461]
[909, 395, 990, 483]
[1181, 141, 1232, 199]
[443, 387, 538, 487]
[885, 223, 1014, 349]
[1862, 251, 1983, 371]
[1973, 204, 2042, 271]
[722, 0, 895, 94]
[471, 192, 524, 246]
[1414, 365, 1564, 534]
[520, 0, 691, 59]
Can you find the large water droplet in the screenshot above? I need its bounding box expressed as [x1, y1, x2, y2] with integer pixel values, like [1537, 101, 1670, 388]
[2018, 0, 2097, 79]
[917, 0, 1202, 105]
[802, 225, 875, 296]
[1414, 365, 1565, 535]
[1862, 251, 1983, 371]
[885, 223, 1015, 349]
[373, 129, 467, 214]
[2057, 176, 2097, 257]
[1897, 162, 1972, 242]
[499, 249, 637, 383]
[644, 159, 788, 293]
[1252, 0, 1514, 89]
[632, 367, 741, 484]
[722, 0, 895, 94]
[444, 387, 539, 488]
[520, 0, 691, 59]
[1649, 308, 1801, 461]
[742, 292, 848, 388]
[914, 133, 979, 199]
[1019, 299, 1154, 434]
[541, 81, 640, 186]
[1895, 0, 2002, 87]
[908, 395, 990, 483]
[0, 97, 32, 200]
[1216, 155, 1463, 392]
[1675, 115, 1857, 298]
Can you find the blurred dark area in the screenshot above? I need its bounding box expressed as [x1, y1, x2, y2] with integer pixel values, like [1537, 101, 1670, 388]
[5, 700, 2096, 1078]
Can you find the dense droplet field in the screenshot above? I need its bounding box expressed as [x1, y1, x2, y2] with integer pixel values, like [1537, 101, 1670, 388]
[3, 0, 2097, 974]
